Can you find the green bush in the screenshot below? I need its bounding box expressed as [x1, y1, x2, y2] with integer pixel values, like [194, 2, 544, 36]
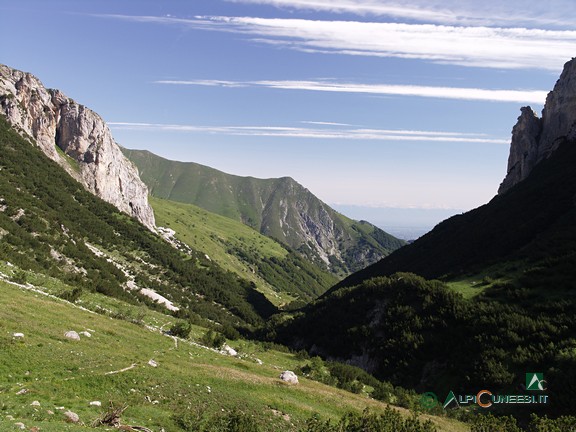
[169, 321, 192, 339]
[200, 329, 226, 349]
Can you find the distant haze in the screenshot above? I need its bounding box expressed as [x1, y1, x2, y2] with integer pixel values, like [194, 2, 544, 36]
[331, 205, 463, 240]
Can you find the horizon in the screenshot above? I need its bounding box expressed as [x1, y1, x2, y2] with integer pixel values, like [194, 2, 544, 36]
[2, 0, 573, 225]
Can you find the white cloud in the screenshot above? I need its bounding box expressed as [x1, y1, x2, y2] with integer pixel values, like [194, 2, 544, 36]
[155, 78, 547, 104]
[227, 0, 576, 29]
[190, 16, 576, 72]
[109, 122, 507, 144]
[100, 13, 576, 72]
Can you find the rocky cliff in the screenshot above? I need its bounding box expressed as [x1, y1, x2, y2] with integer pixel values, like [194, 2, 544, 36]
[499, 57, 576, 194]
[0, 64, 155, 230]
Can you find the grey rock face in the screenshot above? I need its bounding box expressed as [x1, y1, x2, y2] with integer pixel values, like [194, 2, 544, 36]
[0, 64, 155, 230]
[499, 58, 576, 194]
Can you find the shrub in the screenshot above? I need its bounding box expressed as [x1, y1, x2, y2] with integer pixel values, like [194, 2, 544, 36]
[169, 321, 192, 339]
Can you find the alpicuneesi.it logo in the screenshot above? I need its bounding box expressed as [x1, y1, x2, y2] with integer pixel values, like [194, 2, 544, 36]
[420, 373, 549, 410]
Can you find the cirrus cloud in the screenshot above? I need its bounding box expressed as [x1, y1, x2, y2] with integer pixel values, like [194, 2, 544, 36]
[155, 78, 548, 104]
[109, 122, 508, 144]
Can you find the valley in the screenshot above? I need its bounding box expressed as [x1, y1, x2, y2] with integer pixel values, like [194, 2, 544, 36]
[1, 44, 576, 432]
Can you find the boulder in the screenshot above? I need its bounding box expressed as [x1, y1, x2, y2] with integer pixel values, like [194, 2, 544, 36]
[64, 331, 80, 341]
[64, 410, 80, 423]
[279, 370, 299, 384]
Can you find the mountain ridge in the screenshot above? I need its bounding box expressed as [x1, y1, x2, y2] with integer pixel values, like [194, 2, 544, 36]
[123, 148, 405, 276]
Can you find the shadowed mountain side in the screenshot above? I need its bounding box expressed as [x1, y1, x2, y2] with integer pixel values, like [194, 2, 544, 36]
[336, 135, 576, 289]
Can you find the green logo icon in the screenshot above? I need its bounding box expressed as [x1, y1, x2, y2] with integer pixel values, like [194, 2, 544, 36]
[419, 392, 438, 410]
[443, 390, 459, 409]
[526, 373, 546, 391]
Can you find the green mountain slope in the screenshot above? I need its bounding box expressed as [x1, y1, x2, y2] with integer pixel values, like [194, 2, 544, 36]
[273, 138, 576, 418]
[150, 196, 337, 307]
[0, 115, 275, 329]
[0, 277, 470, 432]
[122, 149, 405, 276]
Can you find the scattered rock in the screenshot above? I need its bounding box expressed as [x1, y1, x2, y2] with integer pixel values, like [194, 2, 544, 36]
[14, 422, 25, 430]
[6, 415, 15, 420]
[147, 359, 158, 368]
[15, 388, 28, 395]
[222, 344, 237, 356]
[46, 410, 54, 415]
[64, 410, 80, 423]
[64, 331, 80, 341]
[89, 401, 102, 407]
[279, 370, 299, 384]
[255, 358, 263, 365]
[29, 427, 40, 432]
[79, 331, 92, 338]
[12, 333, 24, 339]
[30, 401, 40, 407]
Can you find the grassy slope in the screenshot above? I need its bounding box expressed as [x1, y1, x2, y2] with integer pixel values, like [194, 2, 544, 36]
[150, 196, 337, 307]
[123, 149, 405, 276]
[0, 279, 468, 432]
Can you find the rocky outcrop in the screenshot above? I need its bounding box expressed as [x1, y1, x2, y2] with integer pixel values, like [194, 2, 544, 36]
[0, 64, 155, 230]
[499, 58, 576, 194]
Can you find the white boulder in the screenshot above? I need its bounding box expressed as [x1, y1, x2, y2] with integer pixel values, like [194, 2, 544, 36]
[279, 370, 299, 384]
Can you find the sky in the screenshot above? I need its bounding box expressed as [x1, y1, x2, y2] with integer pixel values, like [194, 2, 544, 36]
[1, 0, 575, 236]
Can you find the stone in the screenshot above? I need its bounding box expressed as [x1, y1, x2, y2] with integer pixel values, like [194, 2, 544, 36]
[147, 359, 158, 368]
[15, 388, 28, 395]
[14, 422, 25, 430]
[89, 401, 102, 407]
[0, 64, 155, 230]
[64, 331, 80, 341]
[64, 410, 80, 423]
[30, 401, 40, 407]
[79, 331, 92, 338]
[12, 332, 24, 339]
[279, 370, 299, 384]
[222, 344, 237, 356]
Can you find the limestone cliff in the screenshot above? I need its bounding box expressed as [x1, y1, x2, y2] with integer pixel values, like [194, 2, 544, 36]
[499, 57, 576, 194]
[0, 64, 155, 230]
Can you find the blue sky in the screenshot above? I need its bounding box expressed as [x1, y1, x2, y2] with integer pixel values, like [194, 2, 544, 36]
[2, 0, 575, 232]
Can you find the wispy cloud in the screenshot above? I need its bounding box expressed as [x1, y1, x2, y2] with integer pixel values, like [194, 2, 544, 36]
[227, 0, 576, 29]
[155, 79, 547, 104]
[102, 14, 576, 72]
[109, 122, 508, 144]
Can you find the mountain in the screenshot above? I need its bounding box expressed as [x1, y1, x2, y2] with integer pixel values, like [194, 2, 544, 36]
[0, 64, 155, 230]
[499, 58, 576, 194]
[0, 112, 276, 329]
[273, 59, 576, 418]
[150, 196, 337, 307]
[336, 58, 576, 287]
[122, 149, 405, 276]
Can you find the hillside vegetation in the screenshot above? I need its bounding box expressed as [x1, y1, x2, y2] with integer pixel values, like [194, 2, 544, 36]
[123, 149, 405, 276]
[150, 196, 337, 307]
[0, 115, 275, 330]
[0, 273, 471, 431]
[275, 139, 576, 420]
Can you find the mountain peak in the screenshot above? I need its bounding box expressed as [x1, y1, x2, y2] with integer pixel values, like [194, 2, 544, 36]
[0, 64, 156, 230]
[499, 57, 576, 194]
